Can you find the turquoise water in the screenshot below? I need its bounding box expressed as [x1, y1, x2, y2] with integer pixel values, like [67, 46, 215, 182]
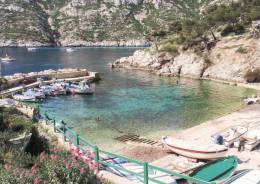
[1, 47, 256, 150]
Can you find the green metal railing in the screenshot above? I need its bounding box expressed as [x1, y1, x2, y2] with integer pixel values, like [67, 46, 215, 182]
[41, 110, 215, 184]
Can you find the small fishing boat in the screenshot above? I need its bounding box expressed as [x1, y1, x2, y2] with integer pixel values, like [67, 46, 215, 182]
[38, 85, 54, 96]
[51, 84, 67, 95]
[1, 54, 14, 62]
[244, 97, 260, 105]
[223, 169, 260, 184]
[240, 129, 260, 151]
[0, 98, 16, 107]
[27, 47, 38, 52]
[12, 94, 36, 102]
[66, 47, 75, 53]
[189, 156, 238, 183]
[212, 125, 248, 147]
[23, 89, 45, 99]
[162, 136, 228, 160]
[71, 81, 94, 94]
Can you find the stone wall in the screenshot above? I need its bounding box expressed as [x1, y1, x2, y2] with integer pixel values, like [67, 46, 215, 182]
[16, 103, 38, 120]
[3, 68, 89, 87]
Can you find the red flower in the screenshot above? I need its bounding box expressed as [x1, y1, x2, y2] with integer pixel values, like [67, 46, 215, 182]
[40, 152, 46, 162]
[34, 177, 39, 184]
[31, 164, 38, 174]
[4, 163, 11, 172]
[79, 167, 85, 175]
[50, 154, 57, 161]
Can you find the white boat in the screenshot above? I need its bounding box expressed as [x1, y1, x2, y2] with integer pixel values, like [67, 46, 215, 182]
[27, 47, 38, 51]
[212, 125, 248, 147]
[240, 129, 260, 151]
[13, 94, 36, 102]
[162, 136, 228, 160]
[71, 81, 94, 94]
[1, 54, 14, 62]
[66, 48, 75, 53]
[0, 98, 16, 107]
[38, 85, 54, 96]
[51, 84, 67, 95]
[223, 169, 260, 184]
[23, 89, 45, 99]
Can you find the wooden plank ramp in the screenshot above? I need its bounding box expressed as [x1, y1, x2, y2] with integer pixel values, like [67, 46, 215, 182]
[115, 134, 161, 147]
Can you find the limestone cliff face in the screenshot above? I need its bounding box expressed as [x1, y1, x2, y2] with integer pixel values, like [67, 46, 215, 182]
[113, 36, 260, 83]
[0, 0, 212, 46]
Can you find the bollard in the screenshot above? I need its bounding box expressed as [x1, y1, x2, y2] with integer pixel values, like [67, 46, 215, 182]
[144, 162, 149, 184]
[94, 146, 100, 170]
[76, 134, 80, 147]
[53, 118, 56, 132]
[62, 120, 66, 141]
[45, 111, 48, 124]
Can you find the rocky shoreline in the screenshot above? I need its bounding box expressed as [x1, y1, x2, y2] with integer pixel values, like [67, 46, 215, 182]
[113, 35, 260, 85]
[0, 39, 150, 48]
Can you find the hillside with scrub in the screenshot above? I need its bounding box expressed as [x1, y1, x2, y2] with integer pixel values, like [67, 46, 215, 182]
[0, 0, 214, 46]
[113, 0, 260, 83]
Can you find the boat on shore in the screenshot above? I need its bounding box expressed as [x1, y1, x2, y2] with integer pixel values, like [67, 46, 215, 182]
[162, 136, 228, 160]
[212, 125, 248, 147]
[189, 156, 238, 183]
[1, 54, 14, 62]
[223, 169, 260, 184]
[237, 129, 260, 151]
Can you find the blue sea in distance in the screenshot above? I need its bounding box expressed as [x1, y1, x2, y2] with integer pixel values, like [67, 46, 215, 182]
[0, 47, 256, 151]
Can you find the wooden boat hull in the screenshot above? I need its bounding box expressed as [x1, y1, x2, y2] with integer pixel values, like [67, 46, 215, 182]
[162, 137, 228, 160]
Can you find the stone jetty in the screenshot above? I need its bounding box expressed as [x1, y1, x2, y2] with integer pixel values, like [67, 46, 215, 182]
[1, 68, 100, 90]
[0, 68, 100, 97]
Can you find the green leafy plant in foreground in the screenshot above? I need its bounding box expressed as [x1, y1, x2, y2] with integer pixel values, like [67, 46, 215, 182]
[0, 144, 103, 184]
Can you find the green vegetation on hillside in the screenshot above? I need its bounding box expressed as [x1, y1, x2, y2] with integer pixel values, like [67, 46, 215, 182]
[0, 0, 213, 44]
[156, 0, 260, 54]
[1, 0, 260, 44]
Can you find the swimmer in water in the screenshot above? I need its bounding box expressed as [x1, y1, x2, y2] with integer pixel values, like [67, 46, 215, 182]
[96, 116, 101, 122]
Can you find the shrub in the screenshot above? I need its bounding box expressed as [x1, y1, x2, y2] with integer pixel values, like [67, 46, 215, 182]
[221, 24, 245, 36]
[236, 46, 247, 54]
[245, 69, 260, 82]
[233, 23, 245, 34]
[0, 144, 101, 184]
[158, 42, 179, 54]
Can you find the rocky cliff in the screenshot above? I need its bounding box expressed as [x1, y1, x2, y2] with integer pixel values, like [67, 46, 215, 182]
[113, 35, 260, 83]
[0, 0, 212, 47]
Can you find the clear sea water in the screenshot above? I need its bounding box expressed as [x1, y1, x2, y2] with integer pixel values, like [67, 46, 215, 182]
[1, 47, 256, 151]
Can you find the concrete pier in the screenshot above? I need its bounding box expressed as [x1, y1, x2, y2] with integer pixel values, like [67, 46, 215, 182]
[0, 69, 100, 98]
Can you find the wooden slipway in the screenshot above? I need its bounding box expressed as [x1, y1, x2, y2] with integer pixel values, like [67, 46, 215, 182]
[115, 134, 161, 147]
